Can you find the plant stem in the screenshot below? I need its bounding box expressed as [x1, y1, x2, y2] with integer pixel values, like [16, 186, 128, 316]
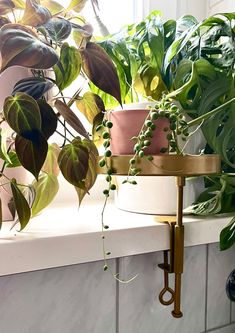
[188, 97, 235, 127]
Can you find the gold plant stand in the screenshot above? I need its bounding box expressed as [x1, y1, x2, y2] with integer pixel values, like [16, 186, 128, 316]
[97, 155, 221, 318]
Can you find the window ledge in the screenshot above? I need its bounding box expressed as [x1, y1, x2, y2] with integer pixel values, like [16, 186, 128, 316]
[0, 199, 230, 277]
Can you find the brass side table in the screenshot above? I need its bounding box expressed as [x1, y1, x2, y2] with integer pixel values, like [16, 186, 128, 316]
[97, 155, 221, 318]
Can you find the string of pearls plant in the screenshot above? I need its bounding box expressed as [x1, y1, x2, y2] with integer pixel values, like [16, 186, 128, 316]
[96, 95, 190, 280]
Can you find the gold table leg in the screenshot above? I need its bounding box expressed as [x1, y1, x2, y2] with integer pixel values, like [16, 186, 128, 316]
[158, 176, 185, 318]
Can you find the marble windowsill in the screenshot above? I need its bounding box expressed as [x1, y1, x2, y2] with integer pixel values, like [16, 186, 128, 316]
[0, 196, 231, 277]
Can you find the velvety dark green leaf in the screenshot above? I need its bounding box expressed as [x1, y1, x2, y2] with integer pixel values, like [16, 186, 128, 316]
[42, 143, 60, 176]
[0, 24, 59, 73]
[220, 217, 235, 251]
[12, 77, 54, 100]
[41, 0, 64, 15]
[10, 179, 31, 231]
[76, 92, 105, 124]
[54, 100, 89, 139]
[55, 43, 81, 90]
[58, 137, 89, 188]
[75, 139, 98, 205]
[21, 0, 52, 27]
[4, 93, 41, 137]
[37, 100, 57, 139]
[15, 132, 48, 180]
[0, 0, 15, 15]
[81, 42, 122, 105]
[31, 173, 59, 216]
[42, 18, 72, 42]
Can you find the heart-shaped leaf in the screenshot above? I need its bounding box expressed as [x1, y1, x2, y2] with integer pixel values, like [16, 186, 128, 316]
[12, 77, 54, 100]
[54, 100, 89, 139]
[55, 43, 81, 90]
[76, 92, 105, 124]
[37, 100, 57, 139]
[42, 18, 72, 42]
[0, 24, 59, 73]
[58, 137, 89, 187]
[81, 42, 122, 105]
[0, 0, 15, 15]
[74, 139, 98, 205]
[15, 131, 48, 179]
[42, 143, 60, 176]
[3, 93, 41, 137]
[31, 173, 59, 216]
[10, 179, 31, 231]
[21, 0, 52, 27]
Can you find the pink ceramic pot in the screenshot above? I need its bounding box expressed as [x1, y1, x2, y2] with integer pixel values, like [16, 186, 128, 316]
[109, 103, 169, 155]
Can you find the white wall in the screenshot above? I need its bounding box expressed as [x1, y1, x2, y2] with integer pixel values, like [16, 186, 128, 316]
[207, 0, 235, 15]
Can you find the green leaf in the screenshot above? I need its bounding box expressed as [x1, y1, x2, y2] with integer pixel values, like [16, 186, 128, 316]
[55, 43, 81, 90]
[31, 173, 59, 216]
[54, 100, 89, 139]
[58, 137, 89, 187]
[12, 77, 54, 100]
[21, 0, 51, 27]
[81, 42, 122, 105]
[66, 0, 87, 12]
[12, 0, 25, 9]
[42, 18, 72, 43]
[37, 100, 57, 139]
[3, 93, 41, 137]
[74, 139, 98, 205]
[4, 151, 21, 168]
[220, 217, 235, 251]
[41, 0, 64, 15]
[15, 132, 48, 180]
[10, 179, 31, 231]
[42, 143, 60, 176]
[0, 24, 59, 73]
[92, 111, 104, 147]
[0, 128, 12, 164]
[76, 92, 105, 124]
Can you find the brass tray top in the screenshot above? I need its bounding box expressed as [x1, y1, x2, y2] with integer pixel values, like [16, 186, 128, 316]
[97, 154, 221, 176]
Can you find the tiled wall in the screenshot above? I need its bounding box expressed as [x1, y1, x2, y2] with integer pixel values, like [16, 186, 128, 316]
[0, 243, 234, 333]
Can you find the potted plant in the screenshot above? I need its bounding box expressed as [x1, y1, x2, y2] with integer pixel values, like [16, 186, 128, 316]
[0, 0, 122, 228]
[96, 11, 235, 250]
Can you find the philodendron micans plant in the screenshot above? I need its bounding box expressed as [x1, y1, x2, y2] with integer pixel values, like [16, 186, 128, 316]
[0, 0, 122, 230]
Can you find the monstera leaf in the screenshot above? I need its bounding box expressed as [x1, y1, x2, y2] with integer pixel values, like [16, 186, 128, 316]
[12, 77, 54, 99]
[0, 24, 59, 73]
[81, 42, 122, 105]
[58, 137, 89, 188]
[21, 0, 51, 27]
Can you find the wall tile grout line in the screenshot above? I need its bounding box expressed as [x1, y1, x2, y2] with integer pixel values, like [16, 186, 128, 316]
[116, 258, 120, 333]
[202, 321, 235, 333]
[205, 244, 209, 332]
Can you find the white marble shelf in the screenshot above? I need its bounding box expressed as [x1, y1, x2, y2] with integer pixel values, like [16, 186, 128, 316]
[0, 199, 231, 277]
